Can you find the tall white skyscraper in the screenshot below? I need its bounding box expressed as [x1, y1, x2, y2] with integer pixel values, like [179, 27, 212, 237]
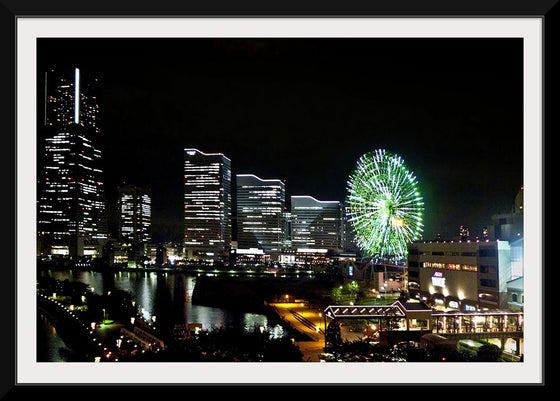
[236, 174, 285, 256]
[37, 67, 107, 257]
[291, 196, 341, 251]
[183, 148, 232, 262]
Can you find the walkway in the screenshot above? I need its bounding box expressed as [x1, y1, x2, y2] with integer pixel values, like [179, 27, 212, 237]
[269, 302, 362, 361]
[270, 302, 325, 361]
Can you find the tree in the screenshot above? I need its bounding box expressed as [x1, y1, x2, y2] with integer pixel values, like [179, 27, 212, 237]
[477, 343, 503, 362]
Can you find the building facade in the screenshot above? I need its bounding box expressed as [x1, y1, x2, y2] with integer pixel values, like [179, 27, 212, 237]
[489, 187, 523, 242]
[290, 196, 341, 251]
[118, 184, 152, 244]
[340, 202, 360, 254]
[183, 149, 232, 262]
[37, 67, 107, 257]
[407, 240, 513, 311]
[236, 174, 285, 257]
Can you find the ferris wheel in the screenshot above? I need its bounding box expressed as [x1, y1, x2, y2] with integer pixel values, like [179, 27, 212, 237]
[346, 149, 424, 262]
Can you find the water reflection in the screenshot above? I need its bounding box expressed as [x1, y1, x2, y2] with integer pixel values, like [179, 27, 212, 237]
[37, 314, 68, 362]
[40, 270, 285, 338]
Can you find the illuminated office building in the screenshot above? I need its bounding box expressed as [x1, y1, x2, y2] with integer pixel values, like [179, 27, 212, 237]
[118, 184, 152, 244]
[236, 174, 285, 256]
[37, 67, 107, 257]
[340, 202, 360, 253]
[183, 149, 232, 262]
[290, 196, 341, 251]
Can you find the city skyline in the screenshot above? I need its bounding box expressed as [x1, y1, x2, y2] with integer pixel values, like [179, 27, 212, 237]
[37, 37, 524, 243]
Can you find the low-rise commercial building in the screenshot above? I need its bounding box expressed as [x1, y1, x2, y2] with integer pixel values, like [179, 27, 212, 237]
[407, 239, 515, 311]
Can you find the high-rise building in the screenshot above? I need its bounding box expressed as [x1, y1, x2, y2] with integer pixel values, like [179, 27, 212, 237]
[118, 184, 152, 244]
[236, 174, 285, 256]
[340, 202, 360, 253]
[290, 196, 341, 251]
[183, 149, 232, 262]
[489, 187, 524, 241]
[37, 67, 107, 257]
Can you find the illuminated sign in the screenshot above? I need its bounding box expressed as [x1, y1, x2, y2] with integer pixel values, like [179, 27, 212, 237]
[448, 301, 459, 309]
[431, 271, 446, 287]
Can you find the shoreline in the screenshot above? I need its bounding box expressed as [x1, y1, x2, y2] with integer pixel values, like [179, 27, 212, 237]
[36, 262, 328, 278]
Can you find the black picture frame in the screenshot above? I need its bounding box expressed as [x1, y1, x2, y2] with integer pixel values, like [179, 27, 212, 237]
[2, 0, 554, 395]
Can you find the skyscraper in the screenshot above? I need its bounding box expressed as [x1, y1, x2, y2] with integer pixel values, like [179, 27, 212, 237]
[37, 67, 107, 257]
[118, 184, 152, 244]
[490, 187, 524, 241]
[236, 174, 285, 256]
[291, 196, 341, 251]
[340, 202, 360, 253]
[183, 149, 232, 262]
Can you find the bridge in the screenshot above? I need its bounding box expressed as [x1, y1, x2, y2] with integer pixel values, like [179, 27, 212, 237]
[323, 300, 523, 356]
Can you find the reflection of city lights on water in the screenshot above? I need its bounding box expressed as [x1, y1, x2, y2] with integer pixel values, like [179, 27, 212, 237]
[242, 313, 285, 339]
[42, 270, 288, 341]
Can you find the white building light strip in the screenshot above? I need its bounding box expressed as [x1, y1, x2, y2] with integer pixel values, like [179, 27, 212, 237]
[236, 174, 284, 184]
[291, 195, 340, 204]
[184, 148, 231, 162]
[74, 68, 80, 124]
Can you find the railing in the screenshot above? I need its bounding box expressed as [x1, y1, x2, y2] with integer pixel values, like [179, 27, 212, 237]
[288, 309, 325, 335]
[431, 311, 523, 337]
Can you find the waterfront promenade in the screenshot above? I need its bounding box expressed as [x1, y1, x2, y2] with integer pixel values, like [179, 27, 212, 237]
[270, 302, 362, 361]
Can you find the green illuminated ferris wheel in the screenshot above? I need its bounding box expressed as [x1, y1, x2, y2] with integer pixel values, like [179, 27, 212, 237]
[347, 149, 424, 262]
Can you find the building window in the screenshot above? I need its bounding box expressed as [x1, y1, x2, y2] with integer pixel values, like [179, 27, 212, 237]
[479, 248, 497, 257]
[480, 265, 496, 274]
[480, 279, 496, 288]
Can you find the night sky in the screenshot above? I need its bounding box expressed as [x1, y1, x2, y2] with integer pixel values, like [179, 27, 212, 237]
[37, 38, 524, 243]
